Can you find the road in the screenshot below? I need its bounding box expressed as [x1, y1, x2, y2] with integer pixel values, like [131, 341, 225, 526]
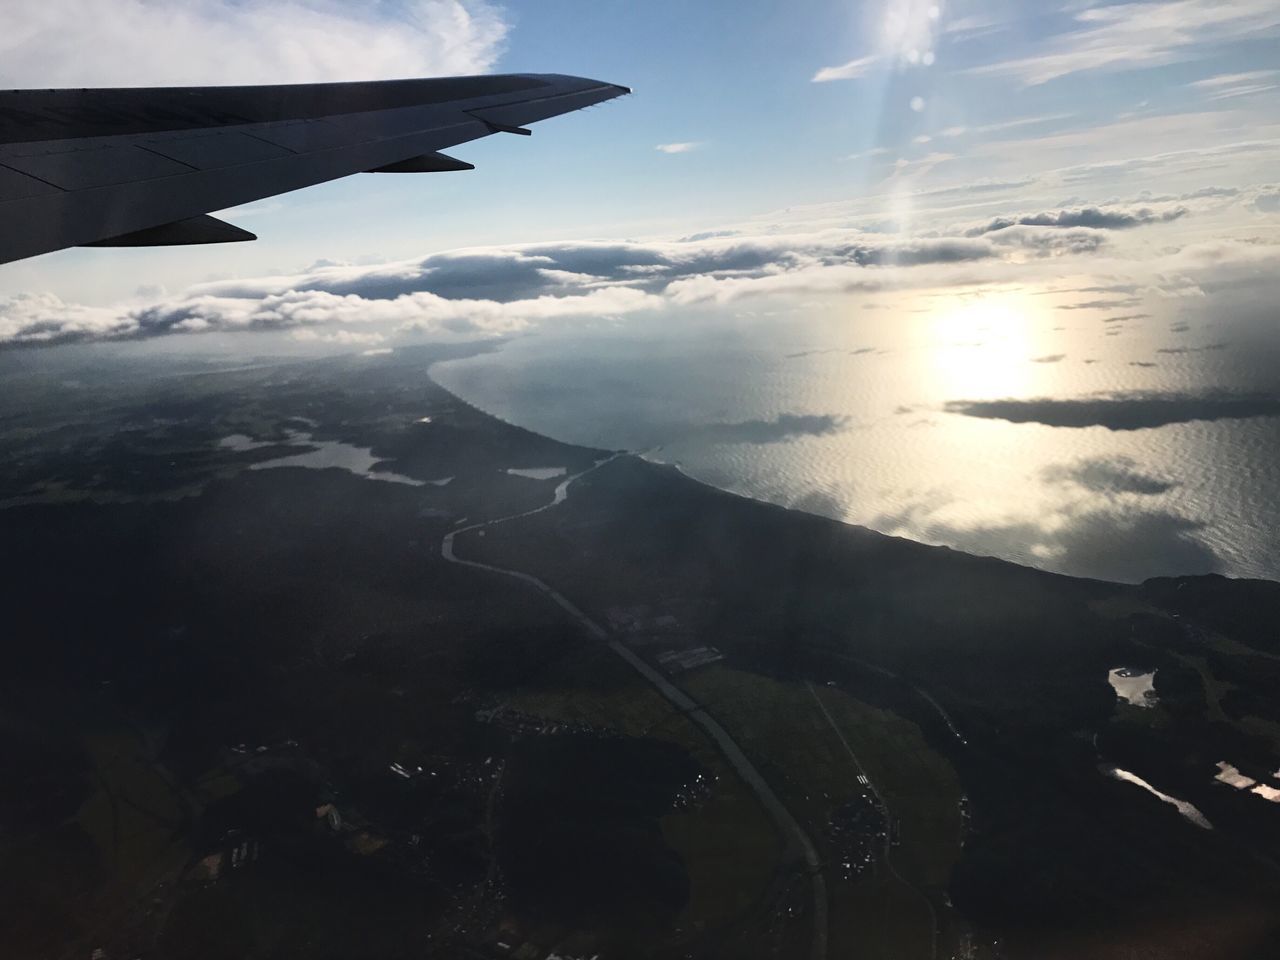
[806, 681, 939, 960]
[441, 455, 829, 960]
[842, 655, 967, 747]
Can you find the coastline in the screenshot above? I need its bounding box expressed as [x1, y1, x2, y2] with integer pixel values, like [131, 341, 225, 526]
[424, 359, 1264, 592]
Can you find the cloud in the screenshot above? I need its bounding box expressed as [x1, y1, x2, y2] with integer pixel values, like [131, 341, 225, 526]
[0, 284, 661, 346]
[812, 55, 878, 83]
[1254, 186, 1280, 213]
[844, 147, 893, 162]
[944, 14, 1004, 39]
[1042, 456, 1177, 496]
[945, 392, 1280, 431]
[1191, 70, 1279, 89]
[938, 113, 1075, 139]
[1189, 69, 1279, 100]
[919, 176, 1038, 198]
[4, 225, 1038, 346]
[968, 0, 1280, 86]
[292, 329, 386, 347]
[979, 226, 1109, 257]
[965, 205, 1189, 237]
[656, 142, 702, 155]
[0, 0, 508, 87]
[9, 193, 1264, 349]
[1051, 139, 1280, 188]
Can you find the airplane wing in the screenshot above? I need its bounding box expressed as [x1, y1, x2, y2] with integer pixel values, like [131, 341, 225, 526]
[0, 74, 629, 265]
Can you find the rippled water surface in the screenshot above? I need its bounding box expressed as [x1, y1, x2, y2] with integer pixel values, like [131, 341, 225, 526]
[433, 296, 1280, 582]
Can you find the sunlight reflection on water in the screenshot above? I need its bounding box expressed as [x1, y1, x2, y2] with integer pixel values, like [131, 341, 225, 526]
[432, 288, 1280, 582]
[1108, 668, 1157, 708]
[1107, 765, 1212, 830]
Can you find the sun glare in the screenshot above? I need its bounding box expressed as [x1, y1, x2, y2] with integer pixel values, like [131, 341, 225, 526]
[925, 290, 1045, 399]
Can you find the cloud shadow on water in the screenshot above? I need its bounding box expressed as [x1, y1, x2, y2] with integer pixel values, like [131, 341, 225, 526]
[875, 498, 1219, 584]
[1042, 456, 1177, 495]
[945, 392, 1280, 430]
[684, 413, 850, 445]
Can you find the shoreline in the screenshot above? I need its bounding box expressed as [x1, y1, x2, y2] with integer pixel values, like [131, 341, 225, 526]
[423, 359, 1269, 591]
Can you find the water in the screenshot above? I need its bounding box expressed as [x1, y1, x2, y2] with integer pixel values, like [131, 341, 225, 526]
[221, 431, 427, 487]
[432, 292, 1280, 583]
[1106, 766, 1212, 830]
[1213, 763, 1280, 805]
[1214, 762, 1255, 789]
[506, 467, 568, 480]
[1108, 669, 1157, 708]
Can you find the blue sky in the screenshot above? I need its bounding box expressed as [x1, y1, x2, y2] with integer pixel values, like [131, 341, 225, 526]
[0, 0, 1277, 344]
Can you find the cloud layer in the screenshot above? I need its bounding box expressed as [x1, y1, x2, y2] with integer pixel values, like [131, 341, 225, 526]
[0, 228, 1023, 347]
[1, 186, 1266, 349]
[964, 206, 1189, 237]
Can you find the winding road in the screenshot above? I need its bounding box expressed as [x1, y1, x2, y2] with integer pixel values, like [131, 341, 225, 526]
[441, 455, 829, 960]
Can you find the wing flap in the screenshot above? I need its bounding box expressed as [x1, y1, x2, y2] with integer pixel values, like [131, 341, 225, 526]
[0, 163, 61, 201]
[0, 143, 193, 190]
[368, 152, 474, 173]
[143, 131, 296, 169]
[82, 214, 255, 247]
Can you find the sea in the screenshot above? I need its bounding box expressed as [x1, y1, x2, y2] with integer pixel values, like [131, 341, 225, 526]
[431, 290, 1280, 584]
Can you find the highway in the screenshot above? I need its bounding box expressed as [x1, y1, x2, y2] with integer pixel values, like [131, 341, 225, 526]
[441, 455, 829, 960]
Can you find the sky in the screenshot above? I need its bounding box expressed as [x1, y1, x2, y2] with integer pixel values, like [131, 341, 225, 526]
[0, 0, 1278, 350]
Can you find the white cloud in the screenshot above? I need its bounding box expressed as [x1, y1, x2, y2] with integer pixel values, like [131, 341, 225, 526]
[0, 0, 509, 87]
[0, 213, 1183, 348]
[1191, 70, 1279, 89]
[656, 142, 702, 154]
[2, 174, 1256, 350]
[944, 13, 1004, 38]
[843, 147, 893, 161]
[814, 0, 948, 85]
[939, 113, 1075, 140]
[293, 329, 387, 347]
[1189, 70, 1280, 101]
[969, 0, 1280, 86]
[812, 55, 879, 83]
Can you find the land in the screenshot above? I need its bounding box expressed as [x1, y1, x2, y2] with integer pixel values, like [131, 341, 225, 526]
[2, 344, 1279, 959]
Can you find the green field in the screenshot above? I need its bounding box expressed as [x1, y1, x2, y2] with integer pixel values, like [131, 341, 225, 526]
[682, 666, 965, 960]
[508, 657, 782, 953]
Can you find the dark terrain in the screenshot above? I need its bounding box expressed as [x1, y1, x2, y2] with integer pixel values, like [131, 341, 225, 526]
[2, 344, 1278, 959]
